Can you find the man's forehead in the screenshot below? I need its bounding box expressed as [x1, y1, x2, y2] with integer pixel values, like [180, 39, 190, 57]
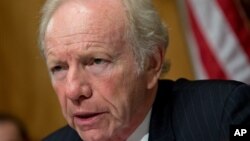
[46, 0, 127, 36]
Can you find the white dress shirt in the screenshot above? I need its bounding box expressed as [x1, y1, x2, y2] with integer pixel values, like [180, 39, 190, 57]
[127, 109, 151, 141]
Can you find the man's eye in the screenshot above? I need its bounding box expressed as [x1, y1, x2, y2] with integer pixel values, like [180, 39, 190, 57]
[93, 58, 105, 65]
[88, 58, 108, 65]
[51, 66, 64, 73]
[86, 58, 111, 74]
[49, 65, 68, 80]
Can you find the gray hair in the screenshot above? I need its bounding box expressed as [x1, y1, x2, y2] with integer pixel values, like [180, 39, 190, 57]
[39, 0, 169, 72]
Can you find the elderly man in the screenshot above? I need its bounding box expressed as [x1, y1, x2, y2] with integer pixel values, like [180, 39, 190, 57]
[40, 0, 250, 141]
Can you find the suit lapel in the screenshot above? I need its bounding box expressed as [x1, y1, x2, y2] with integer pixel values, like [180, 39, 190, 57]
[149, 80, 175, 141]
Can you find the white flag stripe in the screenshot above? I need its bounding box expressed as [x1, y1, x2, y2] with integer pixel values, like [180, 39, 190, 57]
[188, 0, 250, 83]
[187, 32, 208, 79]
[177, 0, 208, 79]
[236, 66, 250, 82]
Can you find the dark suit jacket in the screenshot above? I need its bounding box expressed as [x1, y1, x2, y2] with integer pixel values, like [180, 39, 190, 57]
[43, 79, 250, 141]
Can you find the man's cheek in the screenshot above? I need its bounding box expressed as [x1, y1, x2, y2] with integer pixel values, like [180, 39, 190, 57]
[53, 86, 69, 117]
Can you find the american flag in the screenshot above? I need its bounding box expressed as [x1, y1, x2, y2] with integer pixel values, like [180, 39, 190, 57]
[179, 0, 250, 84]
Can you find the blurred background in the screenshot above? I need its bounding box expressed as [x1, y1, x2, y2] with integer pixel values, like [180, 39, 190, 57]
[1, 0, 249, 140]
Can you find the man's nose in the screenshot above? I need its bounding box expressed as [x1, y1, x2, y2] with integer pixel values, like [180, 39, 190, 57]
[65, 68, 92, 102]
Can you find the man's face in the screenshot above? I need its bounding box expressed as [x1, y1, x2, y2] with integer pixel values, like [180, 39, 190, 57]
[44, 0, 154, 140]
[0, 121, 22, 141]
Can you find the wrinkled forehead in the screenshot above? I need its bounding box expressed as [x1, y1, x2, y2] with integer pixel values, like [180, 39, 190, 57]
[46, 0, 127, 37]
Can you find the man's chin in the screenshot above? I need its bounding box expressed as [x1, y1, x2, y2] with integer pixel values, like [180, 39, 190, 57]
[77, 128, 112, 141]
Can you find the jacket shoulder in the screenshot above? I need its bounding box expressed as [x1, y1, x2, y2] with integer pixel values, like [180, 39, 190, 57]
[171, 78, 250, 120]
[169, 78, 250, 141]
[43, 125, 82, 141]
[174, 78, 247, 91]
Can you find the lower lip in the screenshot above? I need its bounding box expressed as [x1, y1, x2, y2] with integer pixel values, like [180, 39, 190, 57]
[73, 113, 105, 128]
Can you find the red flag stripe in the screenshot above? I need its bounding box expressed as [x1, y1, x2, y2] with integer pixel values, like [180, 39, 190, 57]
[186, 32, 209, 79]
[216, 0, 250, 61]
[186, 0, 228, 79]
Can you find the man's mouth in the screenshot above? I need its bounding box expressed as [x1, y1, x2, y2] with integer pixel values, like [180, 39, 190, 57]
[73, 112, 106, 127]
[75, 113, 102, 119]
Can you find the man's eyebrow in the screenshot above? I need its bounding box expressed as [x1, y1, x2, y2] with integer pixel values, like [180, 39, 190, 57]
[45, 54, 61, 65]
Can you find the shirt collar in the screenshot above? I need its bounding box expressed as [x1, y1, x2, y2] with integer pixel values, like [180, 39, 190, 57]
[127, 109, 152, 141]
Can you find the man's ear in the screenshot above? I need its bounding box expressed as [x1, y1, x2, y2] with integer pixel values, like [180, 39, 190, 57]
[146, 46, 165, 90]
